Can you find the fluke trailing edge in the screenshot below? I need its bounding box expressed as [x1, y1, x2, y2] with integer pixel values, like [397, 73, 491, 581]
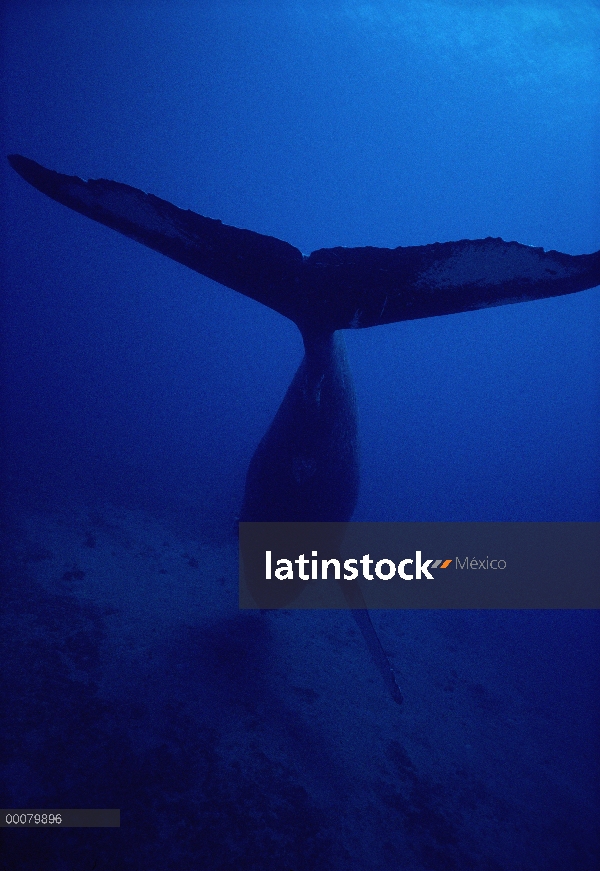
[8, 154, 600, 706]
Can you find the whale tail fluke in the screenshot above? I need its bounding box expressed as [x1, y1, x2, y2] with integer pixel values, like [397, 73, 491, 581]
[8, 154, 599, 337]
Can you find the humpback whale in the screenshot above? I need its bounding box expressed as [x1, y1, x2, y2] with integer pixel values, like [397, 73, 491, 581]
[8, 154, 600, 705]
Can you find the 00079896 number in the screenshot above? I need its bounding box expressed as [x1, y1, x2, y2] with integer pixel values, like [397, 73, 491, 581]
[5, 813, 62, 825]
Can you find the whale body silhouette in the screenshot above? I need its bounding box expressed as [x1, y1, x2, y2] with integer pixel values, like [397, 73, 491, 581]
[8, 154, 600, 705]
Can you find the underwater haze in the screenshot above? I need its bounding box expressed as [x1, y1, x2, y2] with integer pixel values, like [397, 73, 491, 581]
[1, 2, 599, 869]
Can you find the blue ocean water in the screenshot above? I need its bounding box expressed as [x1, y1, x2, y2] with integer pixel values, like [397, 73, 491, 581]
[1, 2, 599, 869]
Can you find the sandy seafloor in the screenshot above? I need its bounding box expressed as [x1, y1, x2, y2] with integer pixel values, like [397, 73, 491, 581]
[1, 487, 598, 871]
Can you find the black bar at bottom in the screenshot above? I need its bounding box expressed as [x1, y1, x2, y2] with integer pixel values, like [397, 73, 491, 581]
[1, 809, 120, 827]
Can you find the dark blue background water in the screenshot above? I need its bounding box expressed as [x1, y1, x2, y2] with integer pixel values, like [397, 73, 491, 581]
[1, 3, 599, 869]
